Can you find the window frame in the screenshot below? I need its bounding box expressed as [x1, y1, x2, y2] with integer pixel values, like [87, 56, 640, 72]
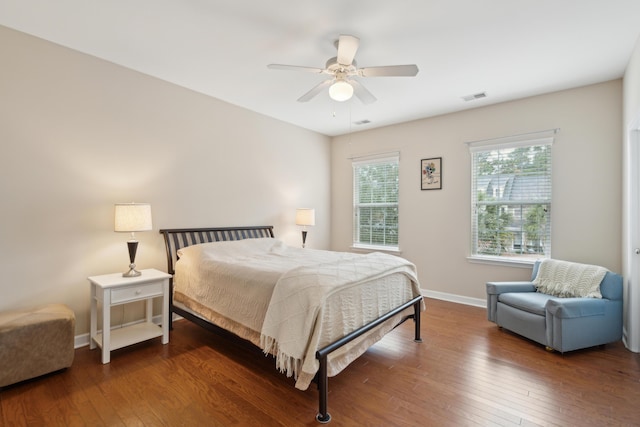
[352, 153, 400, 252]
[467, 131, 556, 265]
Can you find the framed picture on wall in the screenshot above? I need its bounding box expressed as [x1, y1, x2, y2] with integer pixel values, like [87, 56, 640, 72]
[421, 157, 442, 190]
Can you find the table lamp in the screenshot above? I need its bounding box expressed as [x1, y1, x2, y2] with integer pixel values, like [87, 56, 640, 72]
[295, 208, 315, 248]
[114, 203, 152, 277]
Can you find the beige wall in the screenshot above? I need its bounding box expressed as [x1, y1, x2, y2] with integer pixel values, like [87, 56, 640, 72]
[0, 26, 331, 336]
[331, 80, 622, 301]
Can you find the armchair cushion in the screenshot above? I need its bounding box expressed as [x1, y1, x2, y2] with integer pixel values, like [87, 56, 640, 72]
[498, 292, 550, 316]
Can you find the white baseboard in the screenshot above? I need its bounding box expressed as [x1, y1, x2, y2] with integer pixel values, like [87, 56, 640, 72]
[422, 288, 486, 308]
[75, 333, 90, 349]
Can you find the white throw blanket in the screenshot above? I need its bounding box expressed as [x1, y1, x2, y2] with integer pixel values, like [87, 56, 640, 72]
[174, 239, 368, 335]
[533, 259, 607, 298]
[260, 251, 421, 389]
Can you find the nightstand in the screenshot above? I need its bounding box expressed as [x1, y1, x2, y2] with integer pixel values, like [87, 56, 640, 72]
[88, 268, 171, 363]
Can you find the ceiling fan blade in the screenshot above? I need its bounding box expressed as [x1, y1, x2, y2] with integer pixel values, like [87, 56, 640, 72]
[337, 35, 360, 66]
[268, 64, 325, 73]
[297, 79, 332, 102]
[350, 80, 377, 104]
[359, 64, 419, 77]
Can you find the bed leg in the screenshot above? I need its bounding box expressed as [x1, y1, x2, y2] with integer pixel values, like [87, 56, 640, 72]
[414, 300, 423, 343]
[169, 281, 174, 330]
[316, 355, 331, 424]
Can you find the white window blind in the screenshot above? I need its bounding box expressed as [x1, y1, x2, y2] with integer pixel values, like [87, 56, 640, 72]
[468, 130, 556, 261]
[352, 154, 399, 250]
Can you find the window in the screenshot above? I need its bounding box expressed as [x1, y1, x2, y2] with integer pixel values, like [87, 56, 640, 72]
[352, 154, 399, 250]
[469, 131, 555, 262]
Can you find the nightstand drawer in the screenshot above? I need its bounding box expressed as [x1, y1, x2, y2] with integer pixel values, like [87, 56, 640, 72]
[111, 282, 163, 304]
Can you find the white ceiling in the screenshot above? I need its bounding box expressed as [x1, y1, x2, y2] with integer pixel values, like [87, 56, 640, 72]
[1, 1, 640, 137]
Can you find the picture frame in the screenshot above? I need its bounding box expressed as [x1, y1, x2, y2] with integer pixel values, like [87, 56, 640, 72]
[421, 157, 442, 190]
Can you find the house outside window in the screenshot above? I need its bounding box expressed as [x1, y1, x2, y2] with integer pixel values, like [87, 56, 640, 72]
[352, 154, 399, 250]
[468, 130, 556, 263]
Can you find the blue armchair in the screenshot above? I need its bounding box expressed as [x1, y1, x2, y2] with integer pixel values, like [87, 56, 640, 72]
[486, 260, 623, 352]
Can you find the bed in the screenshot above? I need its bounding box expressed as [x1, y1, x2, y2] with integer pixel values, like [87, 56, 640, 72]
[160, 225, 424, 423]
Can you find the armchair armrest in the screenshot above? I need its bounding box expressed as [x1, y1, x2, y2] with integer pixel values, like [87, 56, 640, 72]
[486, 281, 536, 323]
[544, 297, 621, 352]
[546, 298, 605, 319]
[486, 281, 536, 295]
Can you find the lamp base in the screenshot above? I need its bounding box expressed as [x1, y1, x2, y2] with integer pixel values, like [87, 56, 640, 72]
[123, 240, 141, 277]
[122, 264, 141, 277]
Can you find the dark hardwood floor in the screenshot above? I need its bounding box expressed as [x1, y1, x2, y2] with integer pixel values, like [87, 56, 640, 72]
[1, 298, 639, 426]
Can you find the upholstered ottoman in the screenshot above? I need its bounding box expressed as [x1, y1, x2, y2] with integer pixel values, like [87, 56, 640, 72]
[0, 304, 75, 387]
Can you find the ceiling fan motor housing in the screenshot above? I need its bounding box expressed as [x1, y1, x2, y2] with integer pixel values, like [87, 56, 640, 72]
[325, 57, 358, 75]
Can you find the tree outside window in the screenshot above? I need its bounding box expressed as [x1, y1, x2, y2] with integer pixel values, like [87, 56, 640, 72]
[470, 133, 554, 261]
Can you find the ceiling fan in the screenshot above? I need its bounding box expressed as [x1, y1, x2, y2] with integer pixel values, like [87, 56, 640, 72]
[267, 34, 419, 104]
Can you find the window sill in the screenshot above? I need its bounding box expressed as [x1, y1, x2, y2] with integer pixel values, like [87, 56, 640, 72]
[351, 244, 402, 255]
[467, 255, 539, 268]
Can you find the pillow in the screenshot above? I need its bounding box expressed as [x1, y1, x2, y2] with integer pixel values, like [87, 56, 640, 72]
[533, 259, 607, 299]
[177, 238, 284, 262]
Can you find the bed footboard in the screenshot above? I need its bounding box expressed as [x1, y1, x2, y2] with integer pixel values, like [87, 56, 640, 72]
[314, 294, 424, 423]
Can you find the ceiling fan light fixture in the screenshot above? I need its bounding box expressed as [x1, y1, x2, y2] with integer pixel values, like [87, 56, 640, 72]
[329, 80, 353, 102]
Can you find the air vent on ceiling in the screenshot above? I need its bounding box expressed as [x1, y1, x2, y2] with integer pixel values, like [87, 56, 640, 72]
[353, 119, 371, 125]
[462, 92, 487, 102]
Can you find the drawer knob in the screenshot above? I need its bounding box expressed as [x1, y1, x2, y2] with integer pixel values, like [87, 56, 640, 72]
[136, 289, 142, 295]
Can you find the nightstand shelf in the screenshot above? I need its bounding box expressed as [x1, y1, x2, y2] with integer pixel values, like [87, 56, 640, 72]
[89, 268, 172, 363]
[92, 322, 164, 352]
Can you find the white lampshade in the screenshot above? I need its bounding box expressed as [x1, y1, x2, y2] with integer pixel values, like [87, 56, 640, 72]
[295, 208, 316, 226]
[114, 203, 153, 232]
[329, 80, 353, 102]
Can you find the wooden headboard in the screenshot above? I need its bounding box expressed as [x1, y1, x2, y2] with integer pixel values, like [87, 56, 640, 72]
[158, 226, 274, 275]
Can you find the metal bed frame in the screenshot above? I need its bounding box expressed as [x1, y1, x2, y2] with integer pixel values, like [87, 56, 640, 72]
[159, 225, 423, 423]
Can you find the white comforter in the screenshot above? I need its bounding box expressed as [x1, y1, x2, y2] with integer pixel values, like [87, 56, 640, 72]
[174, 238, 422, 389]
